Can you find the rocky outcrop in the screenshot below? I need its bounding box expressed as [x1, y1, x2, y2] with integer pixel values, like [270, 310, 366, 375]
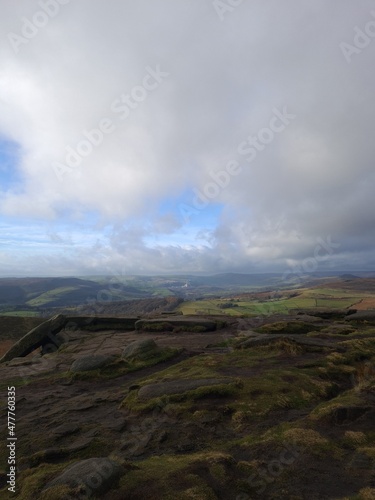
[135, 317, 218, 332]
[66, 316, 139, 331]
[43, 457, 124, 496]
[0, 315, 140, 363]
[0, 314, 66, 363]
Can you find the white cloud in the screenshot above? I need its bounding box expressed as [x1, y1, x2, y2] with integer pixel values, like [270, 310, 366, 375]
[0, 0, 374, 275]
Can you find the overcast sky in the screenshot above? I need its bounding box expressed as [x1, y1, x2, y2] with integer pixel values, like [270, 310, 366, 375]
[0, 0, 374, 277]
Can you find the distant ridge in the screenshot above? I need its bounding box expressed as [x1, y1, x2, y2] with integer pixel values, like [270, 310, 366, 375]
[189, 273, 282, 287]
[340, 273, 360, 280]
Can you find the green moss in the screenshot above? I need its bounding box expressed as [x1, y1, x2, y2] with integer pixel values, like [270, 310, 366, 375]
[118, 343, 347, 419]
[122, 355, 337, 418]
[142, 322, 174, 332]
[309, 389, 364, 421]
[39, 484, 82, 499]
[122, 379, 242, 413]
[255, 321, 320, 335]
[184, 325, 207, 333]
[8, 462, 75, 500]
[338, 338, 375, 363]
[116, 452, 232, 499]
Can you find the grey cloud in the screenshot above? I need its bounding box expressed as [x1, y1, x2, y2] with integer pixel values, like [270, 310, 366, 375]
[0, 0, 374, 274]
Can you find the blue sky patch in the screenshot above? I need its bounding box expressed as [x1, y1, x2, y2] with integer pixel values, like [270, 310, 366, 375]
[0, 138, 22, 191]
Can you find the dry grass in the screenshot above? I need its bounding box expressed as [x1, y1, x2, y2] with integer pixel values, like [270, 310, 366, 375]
[352, 298, 375, 310]
[344, 431, 367, 445]
[358, 488, 375, 500]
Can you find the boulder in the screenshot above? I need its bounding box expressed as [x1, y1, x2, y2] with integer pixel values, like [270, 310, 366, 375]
[137, 377, 234, 401]
[345, 311, 375, 324]
[43, 457, 123, 496]
[0, 314, 66, 363]
[70, 354, 115, 373]
[122, 339, 159, 360]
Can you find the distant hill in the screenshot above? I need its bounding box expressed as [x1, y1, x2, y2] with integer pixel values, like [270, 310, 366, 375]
[188, 273, 283, 287]
[64, 296, 183, 317]
[1, 273, 374, 315]
[0, 284, 26, 304]
[340, 273, 360, 280]
[0, 277, 153, 314]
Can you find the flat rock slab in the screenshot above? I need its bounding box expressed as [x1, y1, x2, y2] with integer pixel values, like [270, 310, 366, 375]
[0, 314, 67, 363]
[138, 377, 234, 401]
[43, 457, 123, 495]
[135, 317, 217, 332]
[65, 316, 139, 331]
[70, 354, 116, 372]
[7, 356, 43, 367]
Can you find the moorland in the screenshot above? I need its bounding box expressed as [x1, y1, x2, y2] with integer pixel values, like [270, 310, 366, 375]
[0, 273, 375, 499]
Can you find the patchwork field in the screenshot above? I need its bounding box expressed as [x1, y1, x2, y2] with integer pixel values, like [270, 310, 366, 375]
[180, 283, 375, 317]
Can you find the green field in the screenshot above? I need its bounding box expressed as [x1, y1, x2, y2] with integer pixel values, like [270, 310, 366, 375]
[180, 286, 375, 317]
[0, 311, 40, 317]
[26, 286, 79, 307]
[304, 287, 369, 298]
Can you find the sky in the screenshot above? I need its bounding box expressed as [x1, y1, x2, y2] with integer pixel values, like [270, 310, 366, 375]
[0, 0, 374, 277]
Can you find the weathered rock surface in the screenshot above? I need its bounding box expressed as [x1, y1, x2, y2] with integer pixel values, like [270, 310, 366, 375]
[137, 377, 234, 401]
[52, 423, 80, 438]
[65, 316, 139, 331]
[43, 457, 123, 496]
[345, 311, 375, 323]
[122, 339, 159, 360]
[135, 317, 218, 332]
[237, 334, 343, 350]
[0, 315, 140, 363]
[70, 354, 116, 372]
[7, 355, 43, 367]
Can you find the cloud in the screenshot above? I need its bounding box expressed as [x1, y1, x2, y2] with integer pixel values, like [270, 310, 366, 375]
[0, 0, 374, 275]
